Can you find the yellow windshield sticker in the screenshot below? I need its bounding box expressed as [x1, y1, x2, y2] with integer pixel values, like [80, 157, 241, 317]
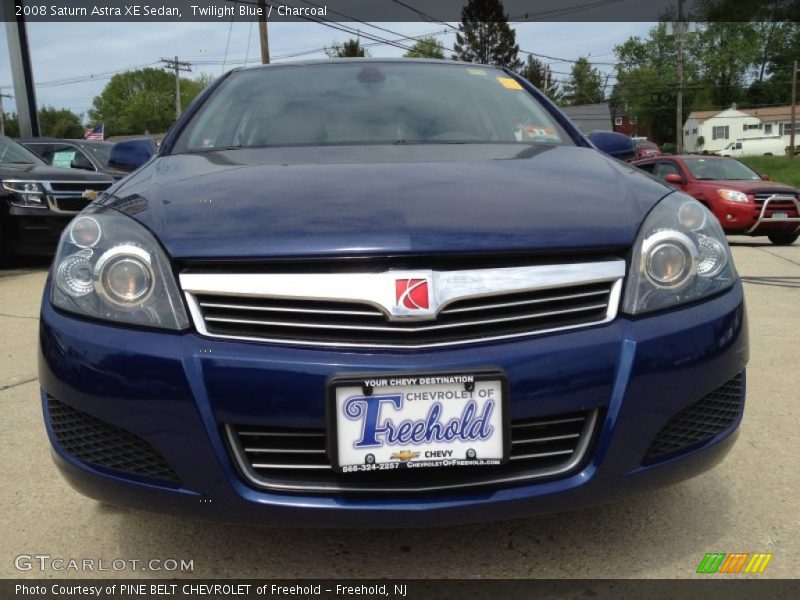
[497, 77, 523, 90]
[467, 68, 487, 76]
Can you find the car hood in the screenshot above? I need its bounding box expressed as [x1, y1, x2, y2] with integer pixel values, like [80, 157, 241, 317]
[0, 163, 113, 181]
[697, 180, 799, 194]
[100, 145, 671, 261]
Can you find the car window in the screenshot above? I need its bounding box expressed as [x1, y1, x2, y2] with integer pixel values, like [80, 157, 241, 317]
[652, 162, 681, 180]
[634, 162, 656, 174]
[0, 136, 45, 165]
[23, 143, 51, 161]
[175, 62, 571, 155]
[48, 144, 96, 171]
[683, 158, 761, 181]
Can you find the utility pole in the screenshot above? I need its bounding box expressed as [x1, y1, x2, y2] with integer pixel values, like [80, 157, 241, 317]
[0, 89, 12, 136]
[791, 59, 797, 158]
[1, 0, 40, 136]
[258, 0, 270, 64]
[161, 56, 192, 119]
[675, 0, 684, 154]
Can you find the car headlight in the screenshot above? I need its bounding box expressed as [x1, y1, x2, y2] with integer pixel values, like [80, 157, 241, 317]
[623, 193, 736, 314]
[51, 206, 189, 330]
[2, 181, 46, 207]
[717, 189, 749, 203]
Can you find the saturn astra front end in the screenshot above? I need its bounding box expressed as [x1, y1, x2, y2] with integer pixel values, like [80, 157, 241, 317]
[38, 60, 748, 527]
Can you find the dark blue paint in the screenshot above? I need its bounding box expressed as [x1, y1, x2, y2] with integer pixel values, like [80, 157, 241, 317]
[107, 138, 158, 173]
[39, 281, 747, 527]
[38, 61, 748, 526]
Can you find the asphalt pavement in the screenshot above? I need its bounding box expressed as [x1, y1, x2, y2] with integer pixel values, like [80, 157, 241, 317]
[1, 239, 798, 579]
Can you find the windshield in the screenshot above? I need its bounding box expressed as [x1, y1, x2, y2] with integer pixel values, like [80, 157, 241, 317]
[0, 136, 45, 165]
[683, 157, 761, 181]
[86, 143, 112, 166]
[174, 62, 570, 154]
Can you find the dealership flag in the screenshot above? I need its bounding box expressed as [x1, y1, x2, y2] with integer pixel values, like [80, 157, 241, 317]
[84, 124, 104, 141]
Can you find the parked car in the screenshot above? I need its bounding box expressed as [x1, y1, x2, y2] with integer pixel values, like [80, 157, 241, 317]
[634, 139, 661, 159]
[716, 137, 786, 157]
[18, 137, 129, 180]
[0, 136, 113, 260]
[39, 60, 748, 527]
[631, 154, 800, 245]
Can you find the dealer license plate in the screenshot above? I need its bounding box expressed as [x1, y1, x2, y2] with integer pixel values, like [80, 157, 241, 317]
[329, 371, 509, 473]
[772, 211, 789, 219]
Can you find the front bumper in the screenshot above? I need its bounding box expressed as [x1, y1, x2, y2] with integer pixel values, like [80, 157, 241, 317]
[38, 282, 748, 527]
[714, 197, 800, 234]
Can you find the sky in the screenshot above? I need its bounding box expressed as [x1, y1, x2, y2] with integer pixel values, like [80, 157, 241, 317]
[0, 21, 653, 119]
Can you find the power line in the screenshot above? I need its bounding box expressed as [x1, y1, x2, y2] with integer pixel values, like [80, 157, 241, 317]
[161, 56, 192, 119]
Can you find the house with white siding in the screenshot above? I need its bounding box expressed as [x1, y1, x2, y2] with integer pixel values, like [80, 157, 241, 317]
[683, 104, 799, 153]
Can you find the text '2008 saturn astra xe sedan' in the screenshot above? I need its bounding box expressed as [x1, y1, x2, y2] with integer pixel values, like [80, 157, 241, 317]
[39, 59, 748, 527]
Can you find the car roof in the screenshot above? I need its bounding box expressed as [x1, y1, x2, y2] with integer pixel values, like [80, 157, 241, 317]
[237, 57, 503, 72]
[17, 137, 111, 145]
[632, 154, 733, 163]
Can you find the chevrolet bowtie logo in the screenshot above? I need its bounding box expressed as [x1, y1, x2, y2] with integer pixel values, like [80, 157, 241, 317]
[390, 451, 420, 462]
[82, 190, 100, 201]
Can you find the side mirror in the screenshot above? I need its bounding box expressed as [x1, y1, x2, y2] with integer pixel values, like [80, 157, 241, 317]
[586, 131, 636, 161]
[761, 174, 771, 181]
[664, 173, 683, 184]
[108, 138, 157, 173]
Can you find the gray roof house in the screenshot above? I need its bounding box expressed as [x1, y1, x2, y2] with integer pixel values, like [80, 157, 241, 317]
[560, 103, 612, 133]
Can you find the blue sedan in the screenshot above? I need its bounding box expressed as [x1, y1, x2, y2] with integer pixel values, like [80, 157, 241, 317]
[39, 60, 747, 527]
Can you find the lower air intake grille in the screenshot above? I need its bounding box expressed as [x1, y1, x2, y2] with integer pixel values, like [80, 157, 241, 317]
[644, 373, 744, 461]
[47, 397, 179, 484]
[227, 409, 599, 494]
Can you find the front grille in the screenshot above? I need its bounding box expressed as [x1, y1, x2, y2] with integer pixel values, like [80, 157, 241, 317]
[46, 397, 180, 484]
[644, 373, 744, 462]
[183, 259, 624, 350]
[753, 192, 800, 218]
[227, 409, 598, 493]
[53, 197, 91, 212]
[49, 181, 113, 193]
[47, 181, 113, 213]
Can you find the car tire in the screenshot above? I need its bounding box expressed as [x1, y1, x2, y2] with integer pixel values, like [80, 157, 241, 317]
[767, 231, 799, 246]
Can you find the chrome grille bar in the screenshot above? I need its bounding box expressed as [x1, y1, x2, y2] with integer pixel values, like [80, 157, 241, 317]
[182, 261, 625, 349]
[226, 410, 599, 493]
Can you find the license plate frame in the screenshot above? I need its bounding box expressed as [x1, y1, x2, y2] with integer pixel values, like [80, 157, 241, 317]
[326, 369, 510, 473]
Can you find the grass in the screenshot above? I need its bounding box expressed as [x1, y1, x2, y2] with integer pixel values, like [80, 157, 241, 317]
[740, 156, 800, 188]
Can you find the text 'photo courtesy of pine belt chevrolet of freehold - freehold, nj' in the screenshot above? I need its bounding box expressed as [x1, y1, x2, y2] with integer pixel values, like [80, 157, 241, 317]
[1, 0, 799, 599]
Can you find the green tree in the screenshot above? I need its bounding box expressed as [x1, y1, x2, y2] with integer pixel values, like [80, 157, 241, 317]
[613, 24, 703, 144]
[1, 112, 20, 137]
[520, 55, 561, 103]
[452, 0, 521, 70]
[88, 68, 205, 136]
[326, 39, 369, 58]
[38, 106, 84, 138]
[403, 36, 445, 59]
[562, 57, 605, 105]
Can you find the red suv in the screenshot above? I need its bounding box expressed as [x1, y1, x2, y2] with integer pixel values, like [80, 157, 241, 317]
[634, 139, 662, 159]
[631, 155, 800, 245]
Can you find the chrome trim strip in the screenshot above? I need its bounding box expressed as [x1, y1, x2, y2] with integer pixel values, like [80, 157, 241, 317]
[182, 261, 625, 350]
[199, 301, 382, 318]
[509, 449, 574, 461]
[511, 416, 586, 428]
[224, 409, 599, 493]
[238, 430, 324, 437]
[203, 303, 608, 333]
[442, 288, 609, 314]
[511, 433, 580, 444]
